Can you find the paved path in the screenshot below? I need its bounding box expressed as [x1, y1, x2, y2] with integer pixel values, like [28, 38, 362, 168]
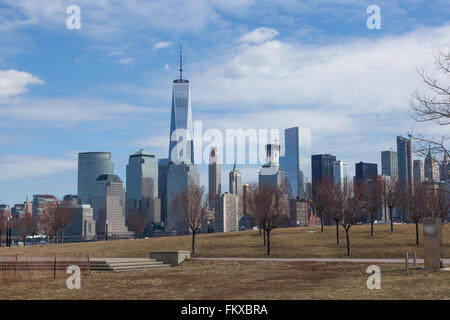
[194, 257, 450, 264]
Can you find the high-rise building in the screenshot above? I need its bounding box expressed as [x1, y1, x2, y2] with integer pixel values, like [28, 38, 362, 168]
[229, 164, 243, 220]
[78, 152, 114, 205]
[63, 204, 96, 241]
[424, 146, 439, 181]
[279, 127, 311, 200]
[355, 161, 378, 182]
[126, 149, 161, 228]
[32, 194, 57, 216]
[397, 136, 413, 189]
[381, 150, 398, 179]
[333, 160, 348, 188]
[214, 193, 239, 233]
[259, 143, 285, 190]
[311, 154, 336, 188]
[91, 174, 129, 238]
[0, 204, 11, 218]
[208, 147, 221, 206]
[158, 158, 169, 224]
[166, 163, 200, 232]
[168, 41, 194, 164]
[413, 159, 424, 185]
[242, 183, 252, 215]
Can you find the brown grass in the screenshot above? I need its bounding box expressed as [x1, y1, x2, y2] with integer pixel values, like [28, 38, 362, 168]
[0, 260, 448, 300]
[0, 224, 448, 260]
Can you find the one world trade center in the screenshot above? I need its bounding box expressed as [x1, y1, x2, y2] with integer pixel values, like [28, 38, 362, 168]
[168, 41, 194, 164]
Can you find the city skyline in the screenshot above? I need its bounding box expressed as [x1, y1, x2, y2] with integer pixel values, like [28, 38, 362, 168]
[1, 1, 450, 204]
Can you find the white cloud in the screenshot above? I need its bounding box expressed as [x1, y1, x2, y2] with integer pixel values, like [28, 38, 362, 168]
[0, 154, 77, 181]
[153, 41, 172, 50]
[0, 69, 44, 100]
[239, 27, 279, 44]
[0, 98, 163, 124]
[164, 64, 170, 70]
[117, 57, 135, 65]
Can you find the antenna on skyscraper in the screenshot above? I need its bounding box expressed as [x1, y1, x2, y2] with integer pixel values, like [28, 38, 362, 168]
[179, 40, 183, 80]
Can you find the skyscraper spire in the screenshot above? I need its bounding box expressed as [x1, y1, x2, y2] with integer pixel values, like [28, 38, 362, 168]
[179, 40, 183, 80]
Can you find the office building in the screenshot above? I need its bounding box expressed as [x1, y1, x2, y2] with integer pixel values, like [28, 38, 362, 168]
[355, 161, 378, 182]
[166, 163, 200, 232]
[381, 150, 398, 179]
[126, 149, 161, 228]
[63, 204, 96, 241]
[425, 146, 440, 181]
[78, 152, 114, 205]
[413, 159, 424, 185]
[259, 143, 285, 190]
[208, 147, 221, 207]
[397, 136, 413, 188]
[168, 42, 194, 164]
[91, 174, 129, 238]
[158, 158, 170, 224]
[311, 154, 336, 192]
[214, 193, 239, 233]
[333, 160, 348, 188]
[32, 194, 57, 216]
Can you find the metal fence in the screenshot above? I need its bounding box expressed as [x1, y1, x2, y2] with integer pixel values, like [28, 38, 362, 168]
[0, 253, 90, 283]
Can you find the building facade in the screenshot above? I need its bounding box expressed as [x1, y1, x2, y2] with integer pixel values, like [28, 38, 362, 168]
[413, 159, 424, 185]
[397, 136, 413, 189]
[424, 146, 440, 181]
[126, 149, 161, 229]
[77, 152, 114, 205]
[91, 174, 129, 238]
[355, 161, 378, 182]
[333, 160, 348, 188]
[381, 150, 398, 179]
[63, 204, 96, 241]
[214, 193, 239, 233]
[208, 147, 221, 207]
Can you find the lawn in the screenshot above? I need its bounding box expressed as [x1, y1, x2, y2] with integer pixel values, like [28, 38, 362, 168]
[0, 260, 448, 300]
[0, 223, 448, 260]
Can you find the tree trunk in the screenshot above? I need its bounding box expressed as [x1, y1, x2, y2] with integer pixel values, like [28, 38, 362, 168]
[345, 227, 351, 256]
[259, 227, 262, 235]
[266, 231, 271, 255]
[55, 233, 58, 244]
[0, 233, 2, 247]
[370, 217, 374, 237]
[191, 231, 196, 255]
[320, 211, 324, 232]
[415, 222, 419, 245]
[61, 230, 64, 244]
[32, 234, 35, 245]
[23, 236, 26, 246]
[335, 220, 340, 246]
[263, 230, 266, 247]
[389, 206, 394, 232]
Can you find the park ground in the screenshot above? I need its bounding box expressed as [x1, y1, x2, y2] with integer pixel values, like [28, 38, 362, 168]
[0, 224, 449, 299]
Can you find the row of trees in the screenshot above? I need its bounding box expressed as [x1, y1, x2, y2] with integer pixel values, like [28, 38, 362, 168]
[312, 177, 449, 255]
[0, 201, 76, 246]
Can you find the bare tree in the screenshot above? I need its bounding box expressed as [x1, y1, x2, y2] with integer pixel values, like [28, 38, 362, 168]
[13, 217, 28, 245]
[431, 185, 450, 223]
[128, 210, 146, 238]
[311, 178, 334, 232]
[24, 213, 39, 245]
[410, 49, 450, 175]
[40, 201, 75, 244]
[404, 183, 433, 245]
[170, 185, 209, 255]
[0, 214, 7, 247]
[339, 181, 364, 256]
[381, 177, 406, 232]
[248, 183, 289, 255]
[324, 181, 343, 246]
[360, 178, 383, 237]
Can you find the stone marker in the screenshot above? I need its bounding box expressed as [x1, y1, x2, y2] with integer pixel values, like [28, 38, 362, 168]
[423, 217, 442, 271]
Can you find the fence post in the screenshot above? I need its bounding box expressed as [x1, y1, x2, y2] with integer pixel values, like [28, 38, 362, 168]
[87, 251, 91, 275]
[405, 251, 409, 273]
[413, 251, 416, 269]
[53, 255, 57, 280]
[14, 254, 18, 282]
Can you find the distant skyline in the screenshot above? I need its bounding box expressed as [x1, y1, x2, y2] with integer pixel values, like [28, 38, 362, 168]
[1, 1, 450, 204]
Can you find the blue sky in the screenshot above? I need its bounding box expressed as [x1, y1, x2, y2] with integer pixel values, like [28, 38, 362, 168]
[1, 0, 450, 205]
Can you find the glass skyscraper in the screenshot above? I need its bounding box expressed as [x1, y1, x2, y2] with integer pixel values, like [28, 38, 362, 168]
[77, 152, 114, 205]
[280, 127, 312, 199]
[168, 41, 194, 164]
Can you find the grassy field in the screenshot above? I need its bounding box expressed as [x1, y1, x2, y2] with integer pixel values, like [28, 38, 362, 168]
[0, 224, 448, 259]
[1, 224, 449, 300]
[0, 260, 448, 300]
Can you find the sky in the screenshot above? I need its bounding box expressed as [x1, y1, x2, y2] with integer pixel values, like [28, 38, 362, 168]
[1, 0, 450, 205]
